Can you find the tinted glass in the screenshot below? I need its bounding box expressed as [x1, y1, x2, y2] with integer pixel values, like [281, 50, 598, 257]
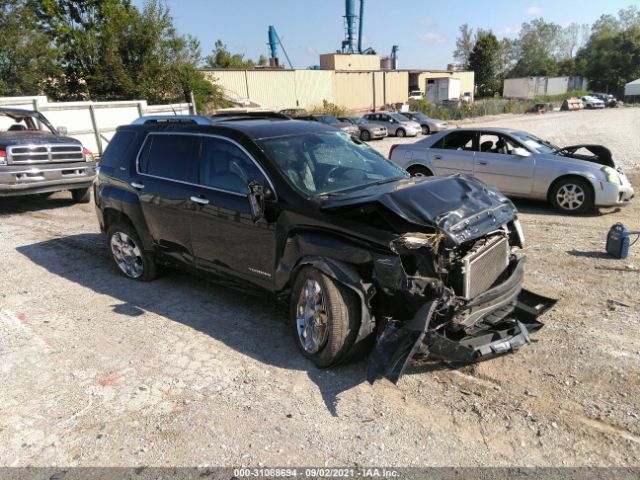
[432, 131, 476, 150]
[100, 131, 135, 168]
[259, 131, 408, 196]
[198, 137, 264, 194]
[390, 114, 411, 122]
[139, 134, 197, 182]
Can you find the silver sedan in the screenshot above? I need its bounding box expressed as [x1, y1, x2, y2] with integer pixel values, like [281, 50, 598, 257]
[389, 127, 634, 214]
[401, 111, 448, 135]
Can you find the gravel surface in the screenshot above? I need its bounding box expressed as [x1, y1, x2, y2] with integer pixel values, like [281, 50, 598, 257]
[0, 108, 639, 468]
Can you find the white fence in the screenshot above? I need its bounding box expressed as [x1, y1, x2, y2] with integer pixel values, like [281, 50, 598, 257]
[0, 96, 193, 156]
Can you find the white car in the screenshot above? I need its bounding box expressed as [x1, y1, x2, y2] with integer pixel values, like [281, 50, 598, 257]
[408, 90, 424, 101]
[581, 96, 605, 109]
[388, 127, 634, 214]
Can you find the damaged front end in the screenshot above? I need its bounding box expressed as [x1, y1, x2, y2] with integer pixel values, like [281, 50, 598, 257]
[368, 226, 556, 383]
[321, 175, 556, 384]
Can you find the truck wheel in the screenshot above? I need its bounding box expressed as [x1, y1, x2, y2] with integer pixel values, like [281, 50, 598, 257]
[290, 267, 360, 368]
[396, 128, 406, 138]
[549, 177, 594, 214]
[106, 222, 158, 281]
[71, 187, 91, 203]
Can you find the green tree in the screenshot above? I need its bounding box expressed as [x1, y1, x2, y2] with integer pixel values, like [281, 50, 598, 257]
[509, 19, 562, 77]
[204, 40, 258, 68]
[468, 31, 501, 97]
[0, 0, 60, 96]
[452, 24, 474, 69]
[576, 7, 640, 95]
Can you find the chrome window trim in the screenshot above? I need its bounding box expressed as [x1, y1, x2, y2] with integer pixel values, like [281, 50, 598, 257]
[134, 132, 277, 199]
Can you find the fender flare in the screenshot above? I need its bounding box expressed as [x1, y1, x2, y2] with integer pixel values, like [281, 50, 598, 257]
[292, 256, 376, 347]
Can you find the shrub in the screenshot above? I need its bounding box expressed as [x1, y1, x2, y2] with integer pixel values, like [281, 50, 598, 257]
[309, 100, 347, 117]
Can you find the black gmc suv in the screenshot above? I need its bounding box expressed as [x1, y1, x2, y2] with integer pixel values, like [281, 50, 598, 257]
[0, 108, 96, 201]
[94, 114, 554, 383]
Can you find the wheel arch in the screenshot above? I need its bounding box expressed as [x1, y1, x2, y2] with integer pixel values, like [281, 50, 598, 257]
[547, 173, 596, 203]
[406, 163, 434, 176]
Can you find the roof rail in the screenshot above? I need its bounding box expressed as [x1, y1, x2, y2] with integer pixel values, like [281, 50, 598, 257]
[131, 115, 213, 126]
[210, 111, 290, 121]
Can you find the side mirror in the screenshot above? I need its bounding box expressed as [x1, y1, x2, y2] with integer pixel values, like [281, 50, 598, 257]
[248, 181, 265, 222]
[57, 126, 68, 136]
[513, 147, 531, 158]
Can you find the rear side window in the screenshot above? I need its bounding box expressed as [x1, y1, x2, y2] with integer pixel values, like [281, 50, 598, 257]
[432, 131, 476, 151]
[198, 137, 265, 194]
[138, 134, 198, 182]
[100, 131, 136, 168]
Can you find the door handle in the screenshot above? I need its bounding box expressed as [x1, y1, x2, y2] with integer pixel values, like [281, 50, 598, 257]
[190, 196, 209, 205]
[478, 161, 489, 165]
[434, 155, 442, 160]
[130, 181, 145, 189]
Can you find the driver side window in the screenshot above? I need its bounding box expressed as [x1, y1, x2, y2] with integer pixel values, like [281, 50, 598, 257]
[198, 137, 264, 194]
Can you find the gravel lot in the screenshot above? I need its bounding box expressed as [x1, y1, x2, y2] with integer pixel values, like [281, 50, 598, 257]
[1, 108, 639, 468]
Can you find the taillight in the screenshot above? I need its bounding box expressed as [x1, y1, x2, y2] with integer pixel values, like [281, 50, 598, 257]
[0, 149, 6, 166]
[388, 144, 399, 159]
[83, 147, 94, 163]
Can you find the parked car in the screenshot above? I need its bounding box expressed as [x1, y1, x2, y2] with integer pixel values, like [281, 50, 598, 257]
[94, 115, 553, 383]
[338, 116, 387, 141]
[589, 93, 617, 108]
[0, 107, 95, 202]
[401, 111, 448, 135]
[301, 114, 360, 137]
[362, 112, 421, 137]
[278, 108, 309, 118]
[389, 127, 634, 214]
[408, 90, 424, 101]
[580, 95, 605, 109]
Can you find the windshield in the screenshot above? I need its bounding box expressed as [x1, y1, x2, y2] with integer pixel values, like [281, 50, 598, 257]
[390, 113, 411, 123]
[317, 115, 341, 125]
[510, 132, 560, 154]
[0, 112, 55, 134]
[410, 112, 430, 121]
[259, 131, 408, 196]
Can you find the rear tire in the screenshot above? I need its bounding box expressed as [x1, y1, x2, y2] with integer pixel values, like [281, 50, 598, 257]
[396, 128, 406, 138]
[71, 187, 91, 203]
[360, 130, 371, 141]
[290, 266, 360, 368]
[549, 177, 594, 214]
[407, 165, 433, 177]
[106, 222, 159, 281]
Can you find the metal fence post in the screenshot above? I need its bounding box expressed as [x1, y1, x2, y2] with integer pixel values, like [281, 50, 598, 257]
[88, 104, 103, 156]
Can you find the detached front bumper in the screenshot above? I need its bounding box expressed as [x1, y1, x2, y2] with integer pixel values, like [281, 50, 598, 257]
[368, 257, 556, 383]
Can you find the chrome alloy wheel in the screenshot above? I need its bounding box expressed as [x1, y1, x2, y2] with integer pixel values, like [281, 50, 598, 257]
[110, 231, 144, 279]
[556, 183, 585, 211]
[296, 279, 329, 354]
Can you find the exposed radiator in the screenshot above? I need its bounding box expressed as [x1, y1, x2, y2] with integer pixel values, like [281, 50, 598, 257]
[461, 235, 510, 299]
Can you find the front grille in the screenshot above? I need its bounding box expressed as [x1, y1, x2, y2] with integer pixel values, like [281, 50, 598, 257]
[461, 236, 510, 299]
[8, 144, 84, 164]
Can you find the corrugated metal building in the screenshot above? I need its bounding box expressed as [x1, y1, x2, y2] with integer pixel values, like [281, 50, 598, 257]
[203, 67, 470, 112]
[503, 76, 589, 99]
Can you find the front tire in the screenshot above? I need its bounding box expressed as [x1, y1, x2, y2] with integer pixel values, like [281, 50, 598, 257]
[422, 125, 431, 135]
[549, 177, 594, 214]
[106, 222, 159, 281]
[396, 128, 406, 138]
[71, 187, 91, 203]
[290, 267, 360, 368]
[360, 130, 371, 141]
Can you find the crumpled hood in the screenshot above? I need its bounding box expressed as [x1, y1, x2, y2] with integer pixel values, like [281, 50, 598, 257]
[320, 174, 517, 245]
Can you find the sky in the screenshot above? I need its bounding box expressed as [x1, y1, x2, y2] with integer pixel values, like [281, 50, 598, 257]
[132, 0, 636, 69]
